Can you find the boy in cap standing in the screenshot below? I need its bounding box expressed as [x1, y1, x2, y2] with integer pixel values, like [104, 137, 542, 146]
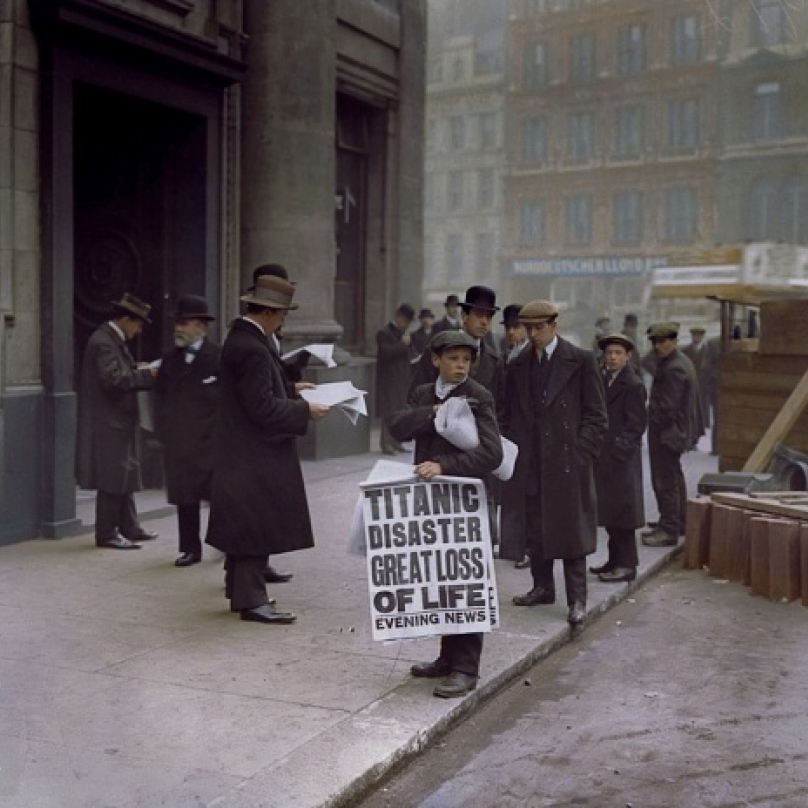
[387, 330, 503, 698]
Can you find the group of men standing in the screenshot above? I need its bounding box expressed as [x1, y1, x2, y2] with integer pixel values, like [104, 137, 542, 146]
[77, 267, 330, 625]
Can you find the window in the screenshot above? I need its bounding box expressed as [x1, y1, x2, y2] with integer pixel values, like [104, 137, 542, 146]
[614, 105, 643, 159]
[753, 0, 788, 47]
[752, 82, 783, 140]
[479, 113, 497, 150]
[749, 180, 779, 241]
[784, 177, 808, 244]
[476, 233, 495, 276]
[664, 187, 698, 242]
[452, 57, 464, 82]
[613, 191, 643, 244]
[524, 117, 547, 166]
[667, 98, 700, 152]
[618, 24, 645, 76]
[565, 194, 592, 245]
[571, 33, 595, 83]
[567, 111, 594, 163]
[525, 41, 549, 89]
[671, 15, 699, 65]
[520, 200, 545, 245]
[449, 115, 466, 150]
[448, 171, 464, 210]
[478, 169, 495, 209]
[475, 28, 503, 76]
[446, 234, 465, 283]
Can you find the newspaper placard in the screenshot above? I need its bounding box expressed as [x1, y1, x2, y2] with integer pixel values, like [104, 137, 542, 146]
[361, 475, 499, 641]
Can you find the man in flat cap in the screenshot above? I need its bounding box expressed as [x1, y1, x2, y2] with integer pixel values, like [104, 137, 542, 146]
[77, 292, 160, 549]
[206, 275, 330, 624]
[503, 300, 607, 625]
[154, 295, 220, 567]
[683, 325, 717, 436]
[589, 334, 647, 582]
[387, 330, 503, 698]
[642, 322, 702, 547]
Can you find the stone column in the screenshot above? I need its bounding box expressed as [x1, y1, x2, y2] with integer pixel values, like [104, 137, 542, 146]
[241, 0, 341, 346]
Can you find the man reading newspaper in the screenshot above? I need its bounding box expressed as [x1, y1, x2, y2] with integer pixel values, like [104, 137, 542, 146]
[386, 330, 503, 699]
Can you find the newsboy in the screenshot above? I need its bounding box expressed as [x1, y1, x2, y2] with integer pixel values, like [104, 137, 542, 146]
[504, 300, 607, 624]
[76, 292, 159, 549]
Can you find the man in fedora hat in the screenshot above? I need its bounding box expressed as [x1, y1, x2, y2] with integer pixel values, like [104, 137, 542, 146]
[76, 292, 160, 550]
[504, 300, 607, 625]
[154, 295, 221, 567]
[433, 294, 462, 335]
[589, 333, 647, 583]
[206, 275, 330, 624]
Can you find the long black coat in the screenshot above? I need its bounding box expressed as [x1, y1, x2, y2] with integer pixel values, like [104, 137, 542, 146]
[502, 337, 607, 559]
[387, 377, 503, 478]
[154, 339, 221, 505]
[206, 319, 314, 557]
[375, 322, 412, 418]
[649, 348, 703, 453]
[594, 366, 647, 529]
[76, 323, 155, 494]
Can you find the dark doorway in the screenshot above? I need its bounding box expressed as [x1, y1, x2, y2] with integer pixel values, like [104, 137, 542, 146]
[73, 83, 208, 378]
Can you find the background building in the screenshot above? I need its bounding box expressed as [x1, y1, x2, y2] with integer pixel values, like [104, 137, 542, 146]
[0, 0, 426, 545]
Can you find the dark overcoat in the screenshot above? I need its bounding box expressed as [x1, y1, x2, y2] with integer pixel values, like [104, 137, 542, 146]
[649, 348, 703, 453]
[410, 326, 434, 361]
[205, 319, 314, 557]
[683, 341, 717, 429]
[153, 339, 221, 505]
[375, 322, 412, 418]
[502, 337, 607, 559]
[594, 365, 647, 529]
[76, 322, 155, 494]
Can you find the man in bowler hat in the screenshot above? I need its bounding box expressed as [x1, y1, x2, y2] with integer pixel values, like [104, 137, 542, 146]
[206, 275, 330, 624]
[433, 294, 462, 334]
[504, 300, 607, 624]
[410, 308, 436, 361]
[154, 295, 220, 567]
[76, 292, 160, 549]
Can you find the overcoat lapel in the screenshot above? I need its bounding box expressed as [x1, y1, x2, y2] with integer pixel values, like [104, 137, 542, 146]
[544, 339, 579, 408]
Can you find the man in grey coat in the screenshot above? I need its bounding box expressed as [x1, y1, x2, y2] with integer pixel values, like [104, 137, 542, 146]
[76, 293, 159, 550]
[504, 300, 607, 625]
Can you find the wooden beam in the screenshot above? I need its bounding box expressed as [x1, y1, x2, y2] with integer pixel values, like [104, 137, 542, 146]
[742, 366, 808, 472]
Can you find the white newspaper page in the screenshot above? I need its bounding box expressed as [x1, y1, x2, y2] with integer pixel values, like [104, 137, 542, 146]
[361, 475, 499, 642]
[300, 381, 367, 424]
[281, 343, 337, 368]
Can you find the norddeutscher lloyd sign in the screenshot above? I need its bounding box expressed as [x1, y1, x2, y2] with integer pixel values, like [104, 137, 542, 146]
[361, 475, 499, 641]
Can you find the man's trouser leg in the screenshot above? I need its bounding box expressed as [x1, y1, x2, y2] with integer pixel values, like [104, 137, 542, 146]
[96, 491, 138, 540]
[649, 431, 684, 537]
[562, 557, 587, 607]
[607, 527, 638, 569]
[526, 496, 555, 591]
[177, 502, 202, 556]
[228, 555, 269, 611]
[439, 633, 483, 677]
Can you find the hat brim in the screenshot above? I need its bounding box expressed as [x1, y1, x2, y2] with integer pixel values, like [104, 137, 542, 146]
[174, 313, 215, 322]
[239, 292, 298, 310]
[460, 303, 501, 313]
[112, 301, 152, 324]
[598, 335, 634, 351]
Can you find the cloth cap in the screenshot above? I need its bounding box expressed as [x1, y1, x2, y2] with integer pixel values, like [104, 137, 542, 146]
[648, 322, 679, 340]
[240, 275, 299, 310]
[430, 330, 479, 355]
[501, 304, 524, 327]
[598, 332, 634, 352]
[460, 285, 500, 313]
[418, 308, 434, 319]
[173, 294, 214, 322]
[112, 292, 152, 323]
[518, 299, 559, 324]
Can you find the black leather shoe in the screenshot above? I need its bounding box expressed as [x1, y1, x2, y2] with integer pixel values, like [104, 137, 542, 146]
[96, 536, 141, 550]
[263, 566, 293, 584]
[588, 560, 614, 575]
[641, 529, 678, 547]
[514, 556, 531, 569]
[175, 553, 201, 567]
[230, 598, 275, 612]
[411, 658, 451, 678]
[598, 567, 636, 583]
[128, 530, 158, 542]
[240, 604, 296, 624]
[433, 672, 478, 699]
[567, 601, 586, 625]
[513, 586, 556, 606]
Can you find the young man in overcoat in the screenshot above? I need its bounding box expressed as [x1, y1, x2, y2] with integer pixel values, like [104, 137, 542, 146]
[76, 292, 159, 550]
[154, 295, 220, 567]
[387, 330, 503, 698]
[206, 275, 329, 624]
[590, 334, 647, 582]
[504, 300, 607, 625]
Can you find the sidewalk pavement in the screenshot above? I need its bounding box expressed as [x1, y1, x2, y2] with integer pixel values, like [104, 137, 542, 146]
[0, 433, 716, 808]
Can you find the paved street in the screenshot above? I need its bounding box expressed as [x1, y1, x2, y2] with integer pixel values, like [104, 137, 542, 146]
[0, 434, 716, 808]
[358, 561, 808, 808]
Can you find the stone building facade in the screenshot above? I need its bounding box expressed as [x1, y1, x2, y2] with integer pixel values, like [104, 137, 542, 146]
[0, 0, 425, 545]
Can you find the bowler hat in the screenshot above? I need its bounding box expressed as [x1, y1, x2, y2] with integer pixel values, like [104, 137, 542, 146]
[240, 275, 299, 310]
[648, 322, 678, 340]
[623, 312, 638, 327]
[460, 285, 500, 313]
[418, 308, 434, 319]
[173, 294, 215, 322]
[396, 303, 416, 320]
[501, 304, 524, 327]
[444, 294, 459, 307]
[430, 330, 479, 355]
[248, 263, 293, 292]
[518, 299, 559, 324]
[112, 292, 152, 324]
[598, 333, 634, 352]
